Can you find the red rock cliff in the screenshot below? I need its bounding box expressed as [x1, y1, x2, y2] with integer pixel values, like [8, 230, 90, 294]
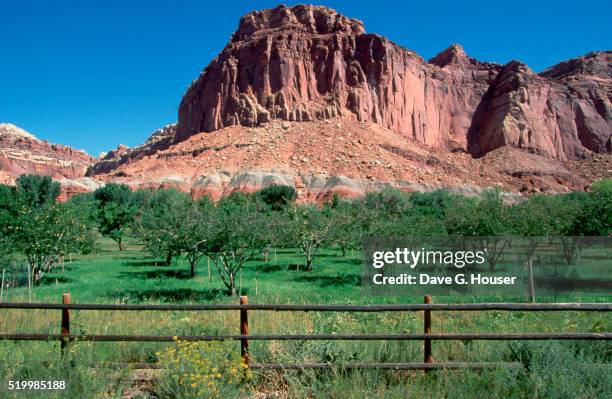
[176, 4, 611, 161]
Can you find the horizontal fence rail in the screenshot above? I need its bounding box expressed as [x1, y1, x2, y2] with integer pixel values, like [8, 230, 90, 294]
[2, 333, 611, 342]
[1, 294, 611, 372]
[249, 362, 524, 370]
[1, 302, 611, 311]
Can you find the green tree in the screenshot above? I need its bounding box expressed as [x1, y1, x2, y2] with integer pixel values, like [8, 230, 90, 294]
[283, 205, 332, 271]
[445, 190, 512, 271]
[94, 183, 133, 250]
[206, 199, 268, 295]
[0, 184, 17, 270]
[181, 198, 215, 277]
[410, 189, 463, 219]
[327, 200, 361, 257]
[543, 192, 590, 263]
[577, 179, 612, 236]
[257, 185, 297, 211]
[14, 174, 60, 208]
[509, 195, 558, 303]
[0, 177, 95, 287]
[137, 189, 191, 265]
[361, 188, 410, 217]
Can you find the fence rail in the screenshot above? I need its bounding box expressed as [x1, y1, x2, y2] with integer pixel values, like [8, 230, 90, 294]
[2, 302, 610, 311]
[1, 294, 610, 371]
[2, 332, 610, 342]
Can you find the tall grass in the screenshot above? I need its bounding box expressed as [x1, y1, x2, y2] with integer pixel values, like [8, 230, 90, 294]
[0, 237, 610, 398]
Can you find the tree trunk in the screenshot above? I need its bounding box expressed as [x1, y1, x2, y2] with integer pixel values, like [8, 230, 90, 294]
[341, 247, 346, 257]
[229, 273, 236, 296]
[165, 253, 172, 266]
[306, 257, 313, 271]
[190, 261, 196, 278]
[32, 266, 42, 286]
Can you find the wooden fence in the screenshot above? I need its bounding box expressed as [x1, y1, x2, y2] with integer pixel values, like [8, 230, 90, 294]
[1, 294, 611, 370]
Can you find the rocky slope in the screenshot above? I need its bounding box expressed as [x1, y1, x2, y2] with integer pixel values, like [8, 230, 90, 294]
[175, 5, 611, 162]
[92, 118, 593, 203]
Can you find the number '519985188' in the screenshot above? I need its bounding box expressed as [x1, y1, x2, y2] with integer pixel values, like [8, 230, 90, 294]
[8, 380, 66, 390]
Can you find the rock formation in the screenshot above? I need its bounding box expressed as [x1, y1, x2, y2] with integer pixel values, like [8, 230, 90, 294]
[11, 5, 611, 202]
[0, 123, 92, 181]
[87, 124, 176, 175]
[470, 52, 612, 160]
[175, 4, 610, 162]
[0, 123, 96, 200]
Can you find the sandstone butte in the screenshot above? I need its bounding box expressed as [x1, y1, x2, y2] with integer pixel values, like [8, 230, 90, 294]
[2, 5, 611, 202]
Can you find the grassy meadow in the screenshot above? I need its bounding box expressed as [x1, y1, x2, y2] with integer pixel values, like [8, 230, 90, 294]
[0, 236, 611, 398]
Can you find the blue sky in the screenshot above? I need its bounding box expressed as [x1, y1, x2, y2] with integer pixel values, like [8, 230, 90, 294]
[1, 0, 610, 155]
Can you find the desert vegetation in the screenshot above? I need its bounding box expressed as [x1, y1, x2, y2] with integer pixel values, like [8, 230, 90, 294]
[0, 176, 610, 398]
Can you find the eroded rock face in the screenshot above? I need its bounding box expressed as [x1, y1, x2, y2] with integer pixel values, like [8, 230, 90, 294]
[176, 5, 610, 161]
[224, 169, 295, 196]
[0, 123, 93, 181]
[470, 54, 612, 160]
[87, 124, 176, 175]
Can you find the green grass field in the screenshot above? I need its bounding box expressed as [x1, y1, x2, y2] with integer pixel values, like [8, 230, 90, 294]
[0, 237, 610, 398]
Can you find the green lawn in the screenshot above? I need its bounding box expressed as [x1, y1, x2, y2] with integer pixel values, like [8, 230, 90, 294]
[0, 237, 610, 398]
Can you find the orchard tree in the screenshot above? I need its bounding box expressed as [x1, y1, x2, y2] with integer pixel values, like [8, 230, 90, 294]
[136, 190, 216, 277]
[257, 185, 297, 211]
[577, 179, 612, 235]
[94, 183, 133, 250]
[0, 184, 16, 270]
[544, 192, 590, 264]
[15, 174, 60, 208]
[8, 175, 95, 285]
[180, 197, 215, 277]
[54, 201, 97, 265]
[445, 189, 512, 271]
[137, 189, 190, 265]
[206, 198, 268, 296]
[327, 199, 362, 257]
[361, 188, 410, 218]
[284, 205, 332, 271]
[410, 189, 463, 219]
[509, 195, 558, 302]
[10, 176, 63, 284]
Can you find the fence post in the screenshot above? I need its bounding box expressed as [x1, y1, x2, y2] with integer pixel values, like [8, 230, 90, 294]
[240, 295, 249, 366]
[61, 293, 70, 356]
[424, 295, 432, 366]
[1, 268, 5, 303]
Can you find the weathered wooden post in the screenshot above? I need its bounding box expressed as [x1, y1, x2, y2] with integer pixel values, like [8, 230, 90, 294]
[424, 295, 432, 366]
[0, 268, 5, 303]
[240, 295, 249, 366]
[61, 293, 70, 356]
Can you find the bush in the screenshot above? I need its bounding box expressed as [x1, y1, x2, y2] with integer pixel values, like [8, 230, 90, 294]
[155, 339, 249, 399]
